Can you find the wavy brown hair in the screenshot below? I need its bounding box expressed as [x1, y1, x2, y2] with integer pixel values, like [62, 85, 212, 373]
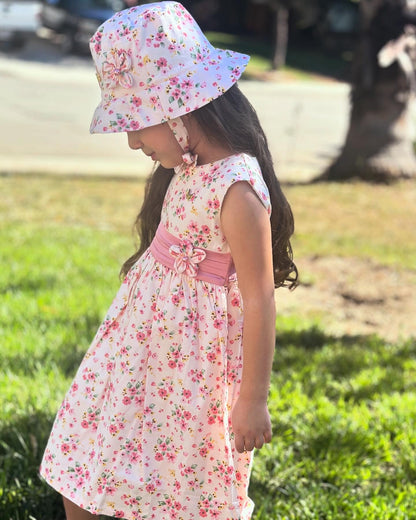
[121, 83, 297, 289]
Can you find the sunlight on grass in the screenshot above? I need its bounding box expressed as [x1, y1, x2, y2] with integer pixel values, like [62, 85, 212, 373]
[1, 175, 416, 519]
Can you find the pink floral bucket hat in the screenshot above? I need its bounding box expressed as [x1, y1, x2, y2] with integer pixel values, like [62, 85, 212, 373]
[89, 1, 250, 134]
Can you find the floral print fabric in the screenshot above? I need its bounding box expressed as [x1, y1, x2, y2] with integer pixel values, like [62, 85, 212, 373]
[89, 2, 249, 134]
[40, 153, 271, 520]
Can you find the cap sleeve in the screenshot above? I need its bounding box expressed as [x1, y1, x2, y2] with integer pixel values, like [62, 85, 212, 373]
[217, 154, 271, 216]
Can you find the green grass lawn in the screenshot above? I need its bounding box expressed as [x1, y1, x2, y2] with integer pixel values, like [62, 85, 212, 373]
[1, 175, 416, 520]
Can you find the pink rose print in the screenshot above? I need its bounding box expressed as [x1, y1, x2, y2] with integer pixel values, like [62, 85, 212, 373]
[172, 89, 181, 100]
[102, 49, 134, 89]
[181, 79, 193, 90]
[169, 241, 206, 277]
[61, 443, 70, 454]
[131, 95, 142, 108]
[39, 153, 269, 520]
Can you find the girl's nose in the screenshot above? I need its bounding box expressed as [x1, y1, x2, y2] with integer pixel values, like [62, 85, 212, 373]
[127, 132, 142, 150]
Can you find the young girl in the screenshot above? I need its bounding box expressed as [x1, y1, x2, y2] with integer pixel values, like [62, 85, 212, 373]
[40, 2, 297, 519]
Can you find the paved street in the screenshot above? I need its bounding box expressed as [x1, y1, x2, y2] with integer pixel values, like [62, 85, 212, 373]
[0, 35, 350, 182]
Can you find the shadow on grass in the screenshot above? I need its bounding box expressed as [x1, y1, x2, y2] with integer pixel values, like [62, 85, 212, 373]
[207, 32, 350, 82]
[0, 412, 65, 520]
[274, 326, 416, 402]
[276, 325, 330, 350]
[285, 45, 350, 81]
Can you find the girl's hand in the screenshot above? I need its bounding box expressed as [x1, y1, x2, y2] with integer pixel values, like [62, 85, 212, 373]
[231, 397, 272, 453]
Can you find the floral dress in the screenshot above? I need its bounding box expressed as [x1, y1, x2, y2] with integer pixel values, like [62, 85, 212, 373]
[40, 152, 271, 520]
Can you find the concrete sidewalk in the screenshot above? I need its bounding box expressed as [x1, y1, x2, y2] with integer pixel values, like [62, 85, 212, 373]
[0, 52, 350, 182]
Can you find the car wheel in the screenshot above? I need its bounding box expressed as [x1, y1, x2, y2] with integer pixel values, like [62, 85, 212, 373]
[1, 33, 26, 50]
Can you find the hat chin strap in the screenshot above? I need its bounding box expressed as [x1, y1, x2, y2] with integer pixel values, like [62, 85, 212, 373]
[167, 117, 190, 152]
[167, 117, 198, 170]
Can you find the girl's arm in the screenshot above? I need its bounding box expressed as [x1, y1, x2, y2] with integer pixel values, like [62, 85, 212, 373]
[221, 181, 276, 453]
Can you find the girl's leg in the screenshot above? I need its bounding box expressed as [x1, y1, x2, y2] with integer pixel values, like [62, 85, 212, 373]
[63, 496, 96, 520]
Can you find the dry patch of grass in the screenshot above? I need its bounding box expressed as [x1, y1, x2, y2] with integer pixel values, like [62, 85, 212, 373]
[0, 174, 145, 232]
[3, 176, 416, 270]
[286, 180, 416, 270]
[2, 174, 415, 276]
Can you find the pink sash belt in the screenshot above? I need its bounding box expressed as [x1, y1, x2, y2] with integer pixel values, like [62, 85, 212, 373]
[149, 224, 235, 286]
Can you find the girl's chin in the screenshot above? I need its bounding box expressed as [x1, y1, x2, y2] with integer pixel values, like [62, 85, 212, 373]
[159, 160, 183, 169]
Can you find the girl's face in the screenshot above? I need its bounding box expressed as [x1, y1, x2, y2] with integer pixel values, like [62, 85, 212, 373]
[127, 123, 183, 168]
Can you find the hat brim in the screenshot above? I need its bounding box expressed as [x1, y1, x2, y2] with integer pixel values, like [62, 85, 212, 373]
[90, 48, 249, 134]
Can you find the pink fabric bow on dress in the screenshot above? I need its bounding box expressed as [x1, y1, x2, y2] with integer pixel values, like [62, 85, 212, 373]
[169, 240, 206, 277]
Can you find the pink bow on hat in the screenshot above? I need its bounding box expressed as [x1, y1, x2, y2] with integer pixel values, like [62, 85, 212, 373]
[102, 49, 134, 89]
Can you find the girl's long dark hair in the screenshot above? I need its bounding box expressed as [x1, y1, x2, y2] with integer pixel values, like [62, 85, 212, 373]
[121, 83, 298, 289]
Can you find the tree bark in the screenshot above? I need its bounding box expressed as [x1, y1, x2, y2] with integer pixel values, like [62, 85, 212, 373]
[323, 0, 416, 182]
[272, 4, 289, 70]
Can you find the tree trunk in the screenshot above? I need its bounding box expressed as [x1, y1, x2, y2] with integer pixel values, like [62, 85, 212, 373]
[323, 0, 416, 182]
[272, 4, 289, 70]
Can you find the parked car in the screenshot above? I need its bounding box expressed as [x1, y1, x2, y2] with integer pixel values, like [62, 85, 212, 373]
[0, 1, 41, 48]
[39, 0, 128, 54]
